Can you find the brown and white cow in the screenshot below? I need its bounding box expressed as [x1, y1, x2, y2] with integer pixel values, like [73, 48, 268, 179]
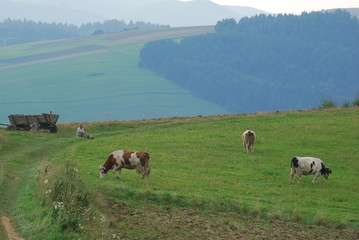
[99, 150, 150, 184]
[290, 157, 332, 184]
[242, 130, 256, 153]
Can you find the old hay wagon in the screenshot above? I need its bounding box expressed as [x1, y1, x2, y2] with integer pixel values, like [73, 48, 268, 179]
[5, 112, 59, 133]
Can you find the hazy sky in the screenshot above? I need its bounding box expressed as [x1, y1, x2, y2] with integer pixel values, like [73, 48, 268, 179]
[182, 0, 359, 14]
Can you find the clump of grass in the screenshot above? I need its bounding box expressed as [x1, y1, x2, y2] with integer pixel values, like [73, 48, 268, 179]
[313, 212, 327, 226]
[335, 219, 347, 229]
[292, 207, 305, 223]
[0, 132, 7, 143]
[250, 201, 261, 218]
[268, 207, 282, 221]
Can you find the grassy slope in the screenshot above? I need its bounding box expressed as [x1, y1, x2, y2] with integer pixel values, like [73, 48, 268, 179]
[0, 26, 228, 123]
[1, 108, 358, 239]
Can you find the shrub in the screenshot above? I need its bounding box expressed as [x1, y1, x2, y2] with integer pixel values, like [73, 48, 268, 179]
[352, 96, 359, 106]
[341, 100, 351, 108]
[319, 98, 336, 109]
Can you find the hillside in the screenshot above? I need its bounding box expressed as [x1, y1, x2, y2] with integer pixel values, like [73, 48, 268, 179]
[139, 10, 359, 114]
[1, 108, 359, 239]
[0, 26, 228, 124]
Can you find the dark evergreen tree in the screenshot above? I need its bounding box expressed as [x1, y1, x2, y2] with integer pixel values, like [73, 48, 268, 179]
[139, 10, 359, 113]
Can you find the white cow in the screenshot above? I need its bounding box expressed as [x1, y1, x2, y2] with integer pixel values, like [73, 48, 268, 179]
[242, 130, 256, 153]
[290, 157, 332, 184]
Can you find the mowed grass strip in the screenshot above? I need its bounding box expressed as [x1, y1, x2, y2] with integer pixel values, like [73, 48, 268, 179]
[62, 109, 359, 227]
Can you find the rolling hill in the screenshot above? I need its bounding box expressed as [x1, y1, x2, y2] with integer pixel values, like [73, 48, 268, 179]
[0, 108, 358, 239]
[0, 26, 229, 124]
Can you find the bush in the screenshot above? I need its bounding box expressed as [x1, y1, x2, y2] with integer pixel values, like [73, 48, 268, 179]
[319, 98, 336, 109]
[352, 96, 359, 106]
[341, 100, 351, 108]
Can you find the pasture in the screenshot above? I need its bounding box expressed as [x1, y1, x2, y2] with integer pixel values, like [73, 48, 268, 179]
[0, 26, 227, 124]
[1, 108, 358, 239]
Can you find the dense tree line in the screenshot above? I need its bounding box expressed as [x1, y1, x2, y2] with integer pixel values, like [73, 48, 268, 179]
[139, 10, 359, 114]
[0, 19, 167, 46]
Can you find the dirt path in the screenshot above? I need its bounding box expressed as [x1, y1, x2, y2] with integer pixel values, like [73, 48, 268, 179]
[0, 132, 64, 239]
[0, 216, 24, 240]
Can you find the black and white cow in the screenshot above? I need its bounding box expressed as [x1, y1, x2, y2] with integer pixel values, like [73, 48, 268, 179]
[290, 157, 332, 184]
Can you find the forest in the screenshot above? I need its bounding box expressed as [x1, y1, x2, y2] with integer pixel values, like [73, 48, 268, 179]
[139, 10, 359, 114]
[0, 18, 166, 46]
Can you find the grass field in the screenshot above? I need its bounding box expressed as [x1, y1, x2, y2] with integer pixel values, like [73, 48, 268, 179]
[1, 108, 358, 239]
[0, 26, 227, 124]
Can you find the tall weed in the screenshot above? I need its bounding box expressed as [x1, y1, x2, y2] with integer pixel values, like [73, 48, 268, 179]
[36, 160, 92, 233]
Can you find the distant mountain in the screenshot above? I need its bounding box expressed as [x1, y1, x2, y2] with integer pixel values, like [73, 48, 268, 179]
[1, 0, 106, 24]
[1, 0, 265, 26]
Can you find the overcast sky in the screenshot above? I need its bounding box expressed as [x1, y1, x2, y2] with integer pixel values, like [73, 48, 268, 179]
[183, 0, 359, 14]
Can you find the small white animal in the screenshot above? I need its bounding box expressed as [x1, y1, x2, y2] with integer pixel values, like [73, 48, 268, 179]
[242, 130, 256, 153]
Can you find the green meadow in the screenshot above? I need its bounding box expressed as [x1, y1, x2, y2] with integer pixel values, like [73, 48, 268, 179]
[0, 26, 227, 123]
[0, 108, 358, 239]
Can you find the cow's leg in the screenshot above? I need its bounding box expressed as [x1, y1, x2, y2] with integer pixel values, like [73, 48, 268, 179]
[116, 168, 122, 179]
[145, 167, 150, 186]
[295, 169, 302, 184]
[312, 172, 321, 184]
[251, 145, 254, 153]
[290, 169, 295, 184]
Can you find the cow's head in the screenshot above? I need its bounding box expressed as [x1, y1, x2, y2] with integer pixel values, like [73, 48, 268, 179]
[99, 165, 107, 178]
[322, 168, 332, 180]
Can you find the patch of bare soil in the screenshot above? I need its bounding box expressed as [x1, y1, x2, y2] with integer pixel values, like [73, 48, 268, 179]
[0, 216, 24, 240]
[99, 201, 359, 240]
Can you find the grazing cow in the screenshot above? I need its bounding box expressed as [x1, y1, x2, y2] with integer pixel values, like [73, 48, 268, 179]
[99, 150, 150, 184]
[290, 157, 332, 184]
[242, 130, 256, 153]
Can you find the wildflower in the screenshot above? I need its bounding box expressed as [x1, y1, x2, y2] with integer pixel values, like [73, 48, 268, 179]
[53, 201, 65, 210]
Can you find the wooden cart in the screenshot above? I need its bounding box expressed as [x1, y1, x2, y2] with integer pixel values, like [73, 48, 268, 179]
[6, 112, 59, 133]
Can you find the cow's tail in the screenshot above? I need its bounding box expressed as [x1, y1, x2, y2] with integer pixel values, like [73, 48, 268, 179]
[247, 131, 253, 137]
[291, 157, 299, 168]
